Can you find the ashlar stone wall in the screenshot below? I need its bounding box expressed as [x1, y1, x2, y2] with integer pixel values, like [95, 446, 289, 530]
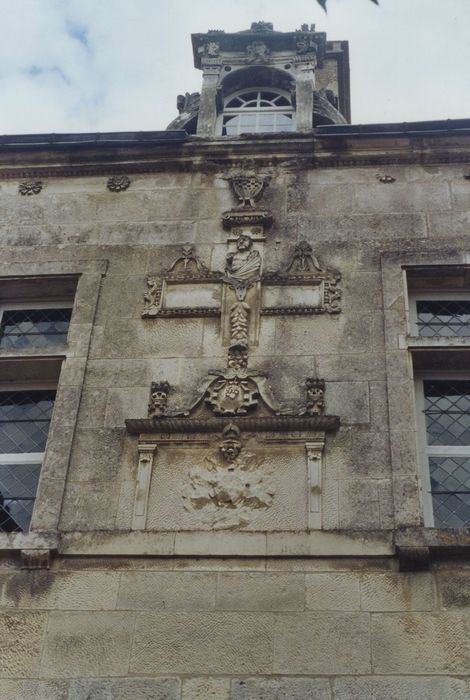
[0, 557, 469, 698]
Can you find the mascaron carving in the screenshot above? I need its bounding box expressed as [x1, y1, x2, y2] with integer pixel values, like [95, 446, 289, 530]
[19, 180, 42, 196]
[107, 175, 131, 192]
[182, 424, 274, 529]
[148, 382, 170, 418]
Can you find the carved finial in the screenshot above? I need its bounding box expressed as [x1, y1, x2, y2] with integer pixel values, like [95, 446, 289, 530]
[107, 175, 131, 192]
[304, 378, 325, 416]
[229, 174, 270, 207]
[250, 21, 273, 32]
[148, 382, 171, 418]
[18, 180, 42, 196]
[286, 241, 323, 273]
[219, 423, 242, 462]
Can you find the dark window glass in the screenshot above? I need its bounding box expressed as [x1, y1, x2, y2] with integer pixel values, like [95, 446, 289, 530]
[0, 390, 55, 532]
[416, 300, 470, 337]
[424, 380, 470, 446]
[0, 463, 41, 532]
[0, 308, 72, 349]
[0, 390, 56, 454]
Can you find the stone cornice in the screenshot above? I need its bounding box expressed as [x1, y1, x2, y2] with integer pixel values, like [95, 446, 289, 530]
[1, 129, 470, 179]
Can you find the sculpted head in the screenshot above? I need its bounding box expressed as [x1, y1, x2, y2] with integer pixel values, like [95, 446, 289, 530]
[236, 234, 253, 252]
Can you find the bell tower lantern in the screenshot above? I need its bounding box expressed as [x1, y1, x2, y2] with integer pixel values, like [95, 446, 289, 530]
[167, 22, 350, 136]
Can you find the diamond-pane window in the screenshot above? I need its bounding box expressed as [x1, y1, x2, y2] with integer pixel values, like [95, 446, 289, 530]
[422, 380, 470, 527]
[0, 307, 72, 349]
[416, 300, 470, 337]
[0, 390, 55, 532]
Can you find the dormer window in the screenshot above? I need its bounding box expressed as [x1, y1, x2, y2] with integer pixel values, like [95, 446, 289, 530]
[220, 89, 295, 136]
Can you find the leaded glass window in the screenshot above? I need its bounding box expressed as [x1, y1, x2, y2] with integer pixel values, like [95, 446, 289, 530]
[416, 300, 470, 337]
[0, 390, 55, 532]
[0, 307, 72, 349]
[221, 89, 295, 136]
[422, 380, 470, 527]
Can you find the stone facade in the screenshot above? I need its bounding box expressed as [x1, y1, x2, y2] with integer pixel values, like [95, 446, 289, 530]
[0, 22, 469, 700]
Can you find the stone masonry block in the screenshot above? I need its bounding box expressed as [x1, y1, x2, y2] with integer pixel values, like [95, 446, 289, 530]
[437, 569, 470, 609]
[334, 676, 470, 700]
[326, 382, 370, 424]
[41, 611, 134, 678]
[305, 573, 361, 611]
[273, 612, 370, 674]
[231, 677, 331, 700]
[371, 612, 469, 673]
[216, 573, 304, 611]
[0, 680, 68, 700]
[117, 572, 216, 610]
[9, 571, 120, 611]
[182, 677, 230, 700]
[339, 480, 381, 529]
[0, 612, 47, 678]
[130, 611, 274, 675]
[68, 677, 181, 700]
[361, 573, 436, 611]
[354, 181, 450, 213]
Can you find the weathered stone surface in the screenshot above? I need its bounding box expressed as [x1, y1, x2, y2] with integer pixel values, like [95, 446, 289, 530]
[117, 571, 216, 610]
[305, 573, 361, 611]
[334, 676, 470, 700]
[4, 571, 120, 610]
[0, 612, 46, 678]
[437, 570, 470, 609]
[231, 677, 331, 699]
[42, 612, 134, 677]
[130, 612, 274, 674]
[273, 612, 370, 674]
[182, 677, 230, 700]
[0, 680, 68, 700]
[361, 573, 436, 611]
[371, 612, 469, 673]
[216, 573, 304, 611]
[68, 677, 181, 700]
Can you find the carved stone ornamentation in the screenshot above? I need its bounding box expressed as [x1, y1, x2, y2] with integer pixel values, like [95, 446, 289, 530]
[182, 425, 274, 529]
[324, 272, 342, 314]
[148, 382, 170, 418]
[250, 21, 274, 32]
[107, 175, 131, 192]
[167, 243, 209, 277]
[303, 378, 325, 416]
[286, 241, 323, 274]
[227, 345, 248, 371]
[177, 92, 200, 115]
[21, 549, 51, 569]
[229, 174, 270, 207]
[225, 234, 261, 301]
[246, 40, 270, 64]
[142, 278, 162, 317]
[377, 174, 396, 184]
[205, 375, 259, 416]
[18, 180, 42, 196]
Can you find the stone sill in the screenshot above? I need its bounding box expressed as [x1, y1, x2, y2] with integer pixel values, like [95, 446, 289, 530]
[404, 335, 470, 349]
[396, 527, 470, 549]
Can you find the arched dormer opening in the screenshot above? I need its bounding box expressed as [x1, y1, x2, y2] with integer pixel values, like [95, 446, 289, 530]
[218, 87, 295, 136]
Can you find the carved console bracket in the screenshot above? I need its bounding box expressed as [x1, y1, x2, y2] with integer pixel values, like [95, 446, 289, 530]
[20, 548, 52, 569]
[397, 545, 430, 572]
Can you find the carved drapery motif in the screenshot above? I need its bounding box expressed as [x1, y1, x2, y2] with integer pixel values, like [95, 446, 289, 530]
[18, 180, 42, 196]
[107, 175, 131, 192]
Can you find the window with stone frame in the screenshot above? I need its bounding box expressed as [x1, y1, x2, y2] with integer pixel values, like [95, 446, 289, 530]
[219, 88, 295, 136]
[408, 268, 470, 528]
[0, 274, 78, 533]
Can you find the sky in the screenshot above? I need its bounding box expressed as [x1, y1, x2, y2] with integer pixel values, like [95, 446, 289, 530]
[0, 0, 469, 135]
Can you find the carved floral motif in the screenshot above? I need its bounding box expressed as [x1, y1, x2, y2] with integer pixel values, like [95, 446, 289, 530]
[205, 375, 259, 416]
[107, 175, 131, 192]
[18, 180, 42, 196]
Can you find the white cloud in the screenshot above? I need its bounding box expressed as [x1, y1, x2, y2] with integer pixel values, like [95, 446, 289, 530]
[0, 0, 469, 134]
